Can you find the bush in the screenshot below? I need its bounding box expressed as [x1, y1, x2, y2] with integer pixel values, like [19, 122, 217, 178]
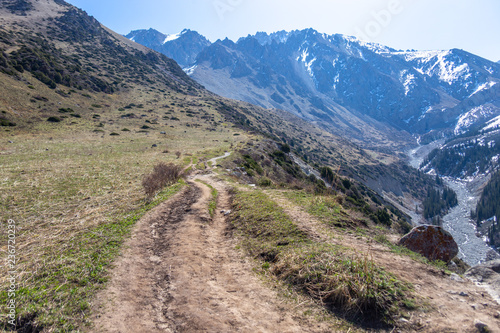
[142, 162, 183, 198]
[280, 144, 291, 153]
[258, 178, 272, 187]
[0, 119, 16, 127]
[47, 116, 61, 123]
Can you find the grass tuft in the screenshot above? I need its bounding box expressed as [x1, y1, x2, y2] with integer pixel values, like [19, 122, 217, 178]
[230, 188, 414, 327]
[196, 180, 218, 219]
[272, 244, 411, 323]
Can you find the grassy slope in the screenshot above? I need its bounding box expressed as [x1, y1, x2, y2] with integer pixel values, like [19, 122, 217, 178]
[0, 63, 249, 331]
[229, 189, 414, 328]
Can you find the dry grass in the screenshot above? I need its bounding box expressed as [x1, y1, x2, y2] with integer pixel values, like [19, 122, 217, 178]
[142, 162, 183, 198]
[0, 86, 246, 330]
[272, 244, 412, 324]
[230, 189, 414, 327]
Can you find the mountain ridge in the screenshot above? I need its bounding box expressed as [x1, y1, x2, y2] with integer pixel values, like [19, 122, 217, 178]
[130, 28, 499, 149]
[125, 28, 210, 68]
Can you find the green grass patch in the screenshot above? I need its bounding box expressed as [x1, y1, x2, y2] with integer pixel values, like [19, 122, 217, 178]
[283, 191, 348, 228]
[196, 180, 218, 219]
[231, 190, 309, 260]
[230, 188, 415, 327]
[0, 181, 184, 331]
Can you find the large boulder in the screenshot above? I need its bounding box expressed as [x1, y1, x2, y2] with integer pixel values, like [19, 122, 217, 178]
[398, 225, 459, 262]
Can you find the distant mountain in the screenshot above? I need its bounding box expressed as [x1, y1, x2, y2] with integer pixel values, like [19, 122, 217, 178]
[125, 28, 210, 68]
[0, 0, 422, 202]
[188, 29, 500, 143]
[128, 28, 500, 150]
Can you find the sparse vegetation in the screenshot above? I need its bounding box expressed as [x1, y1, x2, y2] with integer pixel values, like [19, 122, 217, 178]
[142, 162, 183, 198]
[230, 190, 414, 326]
[196, 180, 218, 218]
[1, 1, 494, 330]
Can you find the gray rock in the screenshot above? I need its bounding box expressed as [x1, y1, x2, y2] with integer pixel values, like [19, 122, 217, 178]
[486, 250, 500, 261]
[474, 319, 489, 332]
[466, 259, 500, 303]
[450, 273, 464, 282]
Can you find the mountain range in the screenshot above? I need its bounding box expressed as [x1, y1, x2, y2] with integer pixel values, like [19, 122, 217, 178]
[125, 28, 210, 68]
[3, 1, 500, 331]
[130, 28, 500, 150]
[130, 27, 500, 251]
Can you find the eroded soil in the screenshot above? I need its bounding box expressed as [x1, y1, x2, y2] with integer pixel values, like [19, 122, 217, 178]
[91, 173, 333, 332]
[91, 171, 500, 333]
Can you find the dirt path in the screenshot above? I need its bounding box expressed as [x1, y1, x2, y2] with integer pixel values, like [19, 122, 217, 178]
[90, 173, 332, 332]
[267, 190, 500, 333]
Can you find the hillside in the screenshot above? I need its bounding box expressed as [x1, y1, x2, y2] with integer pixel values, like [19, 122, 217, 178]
[474, 170, 500, 250]
[1, 1, 499, 332]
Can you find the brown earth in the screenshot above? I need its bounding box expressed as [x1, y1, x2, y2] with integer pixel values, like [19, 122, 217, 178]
[90, 170, 500, 333]
[90, 172, 335, 333]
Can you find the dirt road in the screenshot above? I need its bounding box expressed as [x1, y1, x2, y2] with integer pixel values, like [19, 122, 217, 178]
[91, 169, 500, 333]
[90, 172, 330, 332]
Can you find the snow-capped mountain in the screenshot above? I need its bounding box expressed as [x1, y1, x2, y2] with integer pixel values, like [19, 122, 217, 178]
[125, 28, 210, 68]
[188, 29, 500, 142]
[129, 28, 500, 150]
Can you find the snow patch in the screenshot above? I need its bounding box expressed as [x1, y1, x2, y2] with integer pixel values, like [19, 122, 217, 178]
[404, 116, 414, 124]
[306, 57, 316, 76]
[183, 65, 197, 76]
[483, 114, 500, 131]
[469, 81, 497, 98]
[399, 70, 416, 96]
[163, 33, 181, 44]
[395, 50, 471, 85]
[300, 48, 309, 63]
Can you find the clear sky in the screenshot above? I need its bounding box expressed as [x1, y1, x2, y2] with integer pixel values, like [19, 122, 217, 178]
[65, 0, 500, 62]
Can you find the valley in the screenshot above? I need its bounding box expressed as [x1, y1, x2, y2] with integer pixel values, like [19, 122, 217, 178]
[1, 0, 500, 332]
[409, 143, 497, 266]
[442, 177, 494, 266]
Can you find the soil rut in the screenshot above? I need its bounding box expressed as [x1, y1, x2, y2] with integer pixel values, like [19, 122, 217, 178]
[91, 173, 329, 332]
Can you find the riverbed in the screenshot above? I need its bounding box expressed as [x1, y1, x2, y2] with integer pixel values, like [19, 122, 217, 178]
[408, 143, 494, 266]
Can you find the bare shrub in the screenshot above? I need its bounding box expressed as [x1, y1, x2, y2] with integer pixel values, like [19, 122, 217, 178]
[142, 162, 183, 198]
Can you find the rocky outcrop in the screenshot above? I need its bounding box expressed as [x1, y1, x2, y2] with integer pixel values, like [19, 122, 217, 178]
[465, 259, 500, 303]
[398, 225, 459, 262]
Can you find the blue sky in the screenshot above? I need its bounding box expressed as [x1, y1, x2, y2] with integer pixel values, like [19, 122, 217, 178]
[65, 0, 500, 62]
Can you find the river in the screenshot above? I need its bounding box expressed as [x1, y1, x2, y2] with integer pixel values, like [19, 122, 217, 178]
[408, 143, 495, 266]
